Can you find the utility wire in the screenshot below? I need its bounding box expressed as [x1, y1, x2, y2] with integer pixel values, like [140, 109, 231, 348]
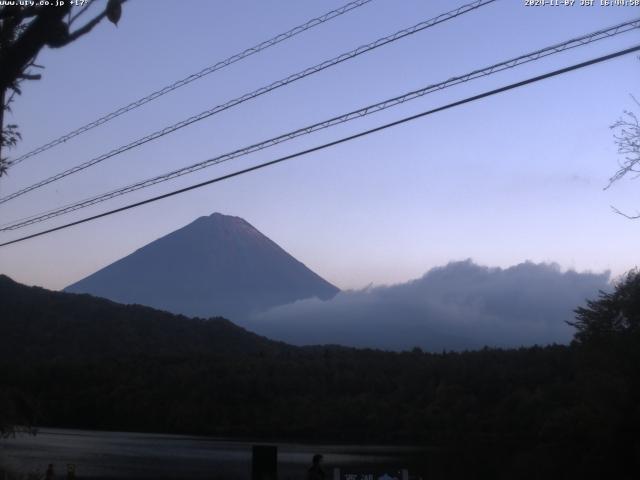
[0, 0, 496, 205]
[7, 0, 375, 167]
[1, 44, 638, 248]
[2, 17, 638, 232]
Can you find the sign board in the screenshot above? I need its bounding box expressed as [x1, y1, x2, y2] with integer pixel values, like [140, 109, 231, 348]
[333, 468, 409, 480]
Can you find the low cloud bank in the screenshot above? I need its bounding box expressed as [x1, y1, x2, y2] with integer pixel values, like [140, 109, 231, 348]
[246, 260, 610, 351]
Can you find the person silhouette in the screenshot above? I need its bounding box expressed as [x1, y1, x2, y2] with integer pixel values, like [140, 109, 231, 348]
[307, 454, 325, 480]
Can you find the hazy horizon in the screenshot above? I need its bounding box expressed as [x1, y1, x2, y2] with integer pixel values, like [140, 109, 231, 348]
[42, 210, 613, 352]
[1, 209, 622, 293]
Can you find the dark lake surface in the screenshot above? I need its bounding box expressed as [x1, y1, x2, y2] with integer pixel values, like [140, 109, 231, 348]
[0, 428, 428, 479]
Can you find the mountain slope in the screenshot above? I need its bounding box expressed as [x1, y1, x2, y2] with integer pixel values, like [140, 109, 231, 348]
[0, 274, 286, 361]
[65, 213, 339, 320]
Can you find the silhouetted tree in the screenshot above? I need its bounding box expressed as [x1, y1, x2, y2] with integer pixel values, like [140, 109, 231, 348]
[0, 0, 125, 175]
[569, 270, 640, 478]
[570, 269, 640, 344]
[608, 94, 640, 218]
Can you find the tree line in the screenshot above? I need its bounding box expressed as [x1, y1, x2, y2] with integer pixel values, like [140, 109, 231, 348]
[0, 272, 639, 479]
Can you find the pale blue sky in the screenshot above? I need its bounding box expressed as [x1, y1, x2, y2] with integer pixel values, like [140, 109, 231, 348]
[0, 0, 638, 290]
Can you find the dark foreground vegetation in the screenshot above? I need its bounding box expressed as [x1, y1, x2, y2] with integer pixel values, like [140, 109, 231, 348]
[1, 272, 639, 479]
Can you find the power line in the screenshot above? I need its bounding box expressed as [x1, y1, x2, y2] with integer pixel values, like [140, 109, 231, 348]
[0, 0, 497, 205]
[2, 43, 638, 248]
[6, 0, 375, 167]
[2, 17, 638, 232]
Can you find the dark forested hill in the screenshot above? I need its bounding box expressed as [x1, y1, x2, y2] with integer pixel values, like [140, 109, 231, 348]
[64, 213, 339, 320]
[1, 273, 639, 479]
[0, 274, 286, 360]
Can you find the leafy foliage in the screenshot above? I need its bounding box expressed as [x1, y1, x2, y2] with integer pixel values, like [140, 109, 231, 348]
[0, 1, 125, 175]
[571, 269, 640, 342]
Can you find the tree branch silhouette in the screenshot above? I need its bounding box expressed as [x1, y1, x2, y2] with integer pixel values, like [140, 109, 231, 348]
[0, 0, 125, 176]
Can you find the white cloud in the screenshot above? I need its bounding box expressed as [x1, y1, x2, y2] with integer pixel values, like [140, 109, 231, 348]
[246, 260, 610, 351]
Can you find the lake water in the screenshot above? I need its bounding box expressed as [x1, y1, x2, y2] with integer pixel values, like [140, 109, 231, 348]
[0, 428, 428, 479]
